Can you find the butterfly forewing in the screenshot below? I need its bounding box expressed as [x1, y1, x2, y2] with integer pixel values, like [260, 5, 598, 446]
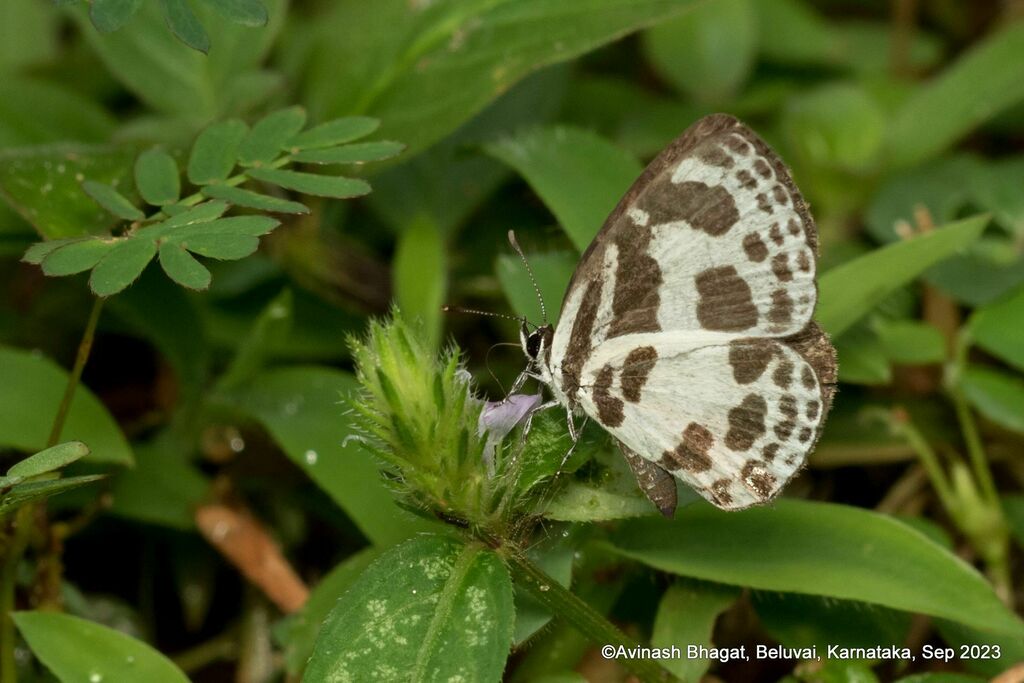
[547, 114, 836, 510]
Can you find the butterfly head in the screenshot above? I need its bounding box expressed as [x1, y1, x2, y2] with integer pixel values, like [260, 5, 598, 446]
[520, 321, 554, 364]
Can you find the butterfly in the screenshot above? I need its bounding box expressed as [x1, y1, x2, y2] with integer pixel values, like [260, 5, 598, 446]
[513, 114, 837, 516]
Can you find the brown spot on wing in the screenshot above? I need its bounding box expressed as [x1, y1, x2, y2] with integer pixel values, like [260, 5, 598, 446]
[806, 400, 819, 420]
[711, 479, 733, 506]
[796, 250, 811, 273]
[772, 253, 792, 282]
[725, 136, 752, 155]
[661, 423, 714, 473]
[757, 193, 773, 214]
[699, 145, 734, 169]
[729, 338, 775, 384]
[561, 278, 603, 401]
[607, 219, 662, 339]
[798, 427, 812, 442]
[772, 358, 794, 389]
[621, 346, 657, 403]
[735, 169, 756, 189]
[769, 223, 784, 245]
[743, 232, 768, 262]
[775, 395, 797, 440]
[725, 394, 767, 451]
[620, 442, 677, 517]
[674, 181, 740, 236]
[772, 184, 789, 205]
[742, 460, 777, 500]
[754, 158, 772, 178]
[695, 266, 758, 331]
[763, 442, 780, 461]
[769, 288, 793, 327]
[593, 364, 624, 427]
[788, 218, 801, 236]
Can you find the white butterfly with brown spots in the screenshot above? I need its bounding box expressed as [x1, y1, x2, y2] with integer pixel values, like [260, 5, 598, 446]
[512, 114, 836, 516]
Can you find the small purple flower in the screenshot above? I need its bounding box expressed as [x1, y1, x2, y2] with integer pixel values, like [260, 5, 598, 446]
[478, 393, 543, 476]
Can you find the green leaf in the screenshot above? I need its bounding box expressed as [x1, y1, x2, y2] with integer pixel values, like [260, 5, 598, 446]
[13, 612, 189, 683]
[7, 441, 90, 479]
[968, 285, 1024, 371]
[81, 180, 144, 221]
[833, 325, 891, 385]
[216, 288, 292, 389]
[282, 547, 382, 676]
[497, 250, 577, 324]
[753, 592, 910, 651]
[959, 367, 1024, 434]
[817, 215, 989, 336]
[608, 500, 1024, 637]
[394, 218, 446, 349]
[888, 22, 1024, 168]
[0, 78, 115, 148]
[162, 200, 230, 228]
[0, 1, 59, 72]
[934, 619, 1024, 678]
[306, 0, 705, 154]
[247, 167, 371, 198]
[158, 242, 211, 290]
[513, 535, 573, 644]
[874, 320, 946, 365]
[306, 535, 513, 683]
[22, 238, 77, 265]
[108, 436, 208, 530]
[292, 141, 406, 164]
[169, 215, 278, 240]
[134, 148, 180, 206]
[781, 82, 886, 172]
[237, 106, 307, 166]
[90, 0, 143, 32]
[0, 476, 106, 517]
[201, 183, 309, 213]
[652, 580, 740, 683]
[485, 126, 641, 251]
[197, 0, 267, 26]
[89, 236, 158, 296]
[642, 0, 755, 103]
[188, 119, 248, 184]
[158, 0, 210, 53]
[0, 345, 133, 465]
[0, 144, 135, 238]
[288, 116, 379, 150]
[41, 239, 116, 276]
[1004, 495, 1024, 549]
[178, 233, 259, 260]
[217, 366, 431, 546]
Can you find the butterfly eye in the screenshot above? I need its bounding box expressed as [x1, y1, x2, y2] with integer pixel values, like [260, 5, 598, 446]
[525, 331, 542, 359]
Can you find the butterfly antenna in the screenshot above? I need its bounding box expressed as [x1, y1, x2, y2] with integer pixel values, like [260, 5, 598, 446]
[442, 305, 525, 325]
[507, 230, 548, 325]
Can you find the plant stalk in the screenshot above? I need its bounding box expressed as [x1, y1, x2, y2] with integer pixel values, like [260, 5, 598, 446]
[500, 544, 677, 683]
[47, 296, 105, 447]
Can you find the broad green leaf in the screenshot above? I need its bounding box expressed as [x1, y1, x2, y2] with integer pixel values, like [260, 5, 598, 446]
[781, 82, 886, 172]
[0, 475, 106, 516]
[0, 345, 132, 465]
[652, 580, 740, 683]
[158, 0, 210, 53]
[7, 441, 90, 479]
[888, 22, 1024, 167]
[306, 535, 514, 683]
[642, 0, 755, 103]
[292, 141, 405, 164]
[134, 148, 180, 205]
[0, 0, 59, 71]
[247, 167, 370, 198]
[217, 366, 430, 545]
[22, 238, 77, 265]
[874, 320, 946, 365]
[216, 288, 292, 389]
[817, 215, 989, 336]
[485, 126, 641, 250]
[307, 0, 704, 154]
[90, 0, 143, 32]
[282, 547, 382, 676]
[833, 326, 891, 385]
[752, 592, 910, 651]
[159, 242, 211, 290]
[178, 233, 259, 260]
[926, 235, 1024, 306]
[188, 119, 248, 184]
[89, 236, 157, 296]
[41, 239, 116, 276]
[201, 184, 309, 214]
[237, 106, 306, 165]
[81, 180, 144, 221]
[968, 285, 1024, 371]
[198, 0, 267, 26]
[394, 218, 445, 349]
[13, 612, 189, 683]
[934, 619, 1024, 678]
[959, 367, 1024, 434]
[608, 500, 1024, 637]
[513, 535, 573, 644]
[497, 250, 577, 324]
[287, 116, 379, 150]
[0, 144, 134, 238]
[108, 435, 208, 530]
[0, 78, 115, 147]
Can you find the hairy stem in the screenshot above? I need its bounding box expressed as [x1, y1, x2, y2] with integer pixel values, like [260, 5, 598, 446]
[892, 409, 958, 513]
[501, 544, 676, 683]
[47, 297, 105, 447]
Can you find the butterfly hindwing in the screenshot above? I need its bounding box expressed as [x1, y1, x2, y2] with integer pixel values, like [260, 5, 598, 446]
[574, 331, 831, 509]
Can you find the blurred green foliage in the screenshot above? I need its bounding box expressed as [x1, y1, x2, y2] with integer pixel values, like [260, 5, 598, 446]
[2, 0, 1024, 682]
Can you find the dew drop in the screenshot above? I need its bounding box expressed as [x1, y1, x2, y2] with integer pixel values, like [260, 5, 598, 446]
[538, 584, 550, 592]
[304, 449, 318, 465]
[89, 672, 103, 682]
[125, 655, 135, 665]
[229, 437, 245, 453]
